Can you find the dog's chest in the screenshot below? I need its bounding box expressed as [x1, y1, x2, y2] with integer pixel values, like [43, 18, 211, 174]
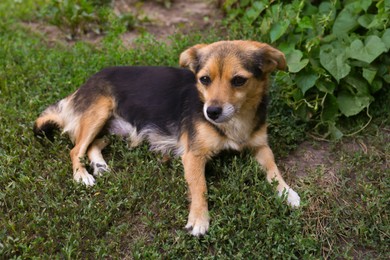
[220, 118, 254, 150]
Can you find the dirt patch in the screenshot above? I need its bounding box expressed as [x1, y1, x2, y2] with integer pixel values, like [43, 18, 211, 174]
[281, 141, 337, 178]
[23, 0, 222, 46]
[24, 21, 102, 47]
[116, 0, 223, 45]
[280, 135, 385, 182]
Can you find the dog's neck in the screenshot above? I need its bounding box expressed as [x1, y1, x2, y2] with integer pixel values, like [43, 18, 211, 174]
[214, 108, 259, 148]
[213, 94, 267, 149]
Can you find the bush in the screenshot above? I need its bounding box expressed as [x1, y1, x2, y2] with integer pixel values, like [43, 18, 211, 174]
[223, 0, 390, 139]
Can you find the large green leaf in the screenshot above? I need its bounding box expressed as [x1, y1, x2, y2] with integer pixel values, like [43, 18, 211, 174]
[244, 1, 266, 24]
[269, 20, 290, 43]
[382, 28, 390, 50]
[357, 0, 373, 12]
[321, 94, 339, 122]
[370, 79, 383, 93]
[362, 68, 377, 84]
[286, 49, 309, 73]
[328, 123, 344, 140]
[337, 91, 371, 117]
[348, 35, 387, 63]
[332, 8, 359, 36]
[316, 80, 336, 94]
[297, 16, 313, 30]
[385, 0, 390, 12]
[344, 75, 370, 95]
[320, 43, 351, 82]
[358, 14, 381, 29]
[295, 71, 318, 95]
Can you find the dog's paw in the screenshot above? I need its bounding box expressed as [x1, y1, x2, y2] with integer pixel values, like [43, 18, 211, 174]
[278, 188, 300, 208]
[185, 214, 210, 237]
[73, 169, 95, 186]
[90, 162, 109, 177]
[282, 188, 300, 208]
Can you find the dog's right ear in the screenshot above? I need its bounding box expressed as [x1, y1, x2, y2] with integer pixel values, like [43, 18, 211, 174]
[179, 44, 207, 73]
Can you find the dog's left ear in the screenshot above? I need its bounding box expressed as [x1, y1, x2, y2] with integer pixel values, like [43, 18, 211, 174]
[179, 44, 207, 72]
[254, 44, 286, 73]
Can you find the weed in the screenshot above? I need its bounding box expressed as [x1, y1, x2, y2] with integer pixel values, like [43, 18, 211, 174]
[38, 0, 112, 39]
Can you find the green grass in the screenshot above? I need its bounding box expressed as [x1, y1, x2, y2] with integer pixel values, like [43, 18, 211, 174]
[1, 1, 389, 259]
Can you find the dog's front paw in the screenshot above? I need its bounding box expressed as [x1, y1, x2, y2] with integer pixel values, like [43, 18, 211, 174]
[73, 169, 95, 186]
[285, 188, 300, 208]
[90, 162, 109, 177]
[185, 213, 210, 237]
[279, 188, 300, 208]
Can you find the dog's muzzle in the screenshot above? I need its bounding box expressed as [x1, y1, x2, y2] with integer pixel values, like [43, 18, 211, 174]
[204, 103, 235, 123]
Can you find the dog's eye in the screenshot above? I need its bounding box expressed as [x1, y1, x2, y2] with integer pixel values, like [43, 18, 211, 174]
[199, 76, 211, 86]
[231, 76, 247, 87]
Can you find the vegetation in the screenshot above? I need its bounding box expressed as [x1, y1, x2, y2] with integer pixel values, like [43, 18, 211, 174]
[224, 0, 390, 139]
[39, 0, 112, 39]
[0, 0, 389, 259]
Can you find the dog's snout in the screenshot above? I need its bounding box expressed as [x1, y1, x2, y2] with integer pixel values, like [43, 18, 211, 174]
[206, 106, 223, 120]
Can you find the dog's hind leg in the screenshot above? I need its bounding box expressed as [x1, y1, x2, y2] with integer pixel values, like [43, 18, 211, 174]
[87, 137, 110, 176]
[70, 97, 114, 186]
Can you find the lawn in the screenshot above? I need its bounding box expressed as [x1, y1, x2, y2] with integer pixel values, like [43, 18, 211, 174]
[0, 0, 389, 259]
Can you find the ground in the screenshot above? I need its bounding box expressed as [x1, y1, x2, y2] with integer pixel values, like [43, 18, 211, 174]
[116, 0, 223, 45]
[25, 0, 223, 46]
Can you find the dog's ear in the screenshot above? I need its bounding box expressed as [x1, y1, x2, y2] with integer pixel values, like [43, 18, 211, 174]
[253, 44, 286, 73]
[179, 44, 207, 72]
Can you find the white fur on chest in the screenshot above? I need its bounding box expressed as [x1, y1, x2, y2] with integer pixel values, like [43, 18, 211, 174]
[218, 116, 259, 151]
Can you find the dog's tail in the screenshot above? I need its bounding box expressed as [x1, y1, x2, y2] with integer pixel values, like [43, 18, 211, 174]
[33, 99, 67, 142]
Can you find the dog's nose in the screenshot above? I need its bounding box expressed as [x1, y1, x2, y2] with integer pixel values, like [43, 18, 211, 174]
[206, 106, 223, 120]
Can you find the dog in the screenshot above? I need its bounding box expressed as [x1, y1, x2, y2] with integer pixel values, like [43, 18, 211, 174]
[33, 40, 300, 236]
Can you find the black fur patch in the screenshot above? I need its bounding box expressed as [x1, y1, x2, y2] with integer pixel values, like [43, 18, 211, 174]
[98, 66, 202, 138]
[33, 120, 60, 142]
[253, 95, 268, 132]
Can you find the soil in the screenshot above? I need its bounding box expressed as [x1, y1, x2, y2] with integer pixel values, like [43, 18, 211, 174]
[281, 141, 336, 178]
[116, 0, 223, 45]
[25, 0, 223, 46]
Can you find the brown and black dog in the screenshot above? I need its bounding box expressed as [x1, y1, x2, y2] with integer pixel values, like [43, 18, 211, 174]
[34, 40, 300, 236]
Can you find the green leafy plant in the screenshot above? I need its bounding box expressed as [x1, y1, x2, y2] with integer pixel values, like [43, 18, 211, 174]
[223, 0, 390, 139]
[39, 0, 112, 39]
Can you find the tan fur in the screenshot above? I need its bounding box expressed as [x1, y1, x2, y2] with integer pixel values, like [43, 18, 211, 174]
[182, 150, 209, 234]
[70, 96, 114, 185]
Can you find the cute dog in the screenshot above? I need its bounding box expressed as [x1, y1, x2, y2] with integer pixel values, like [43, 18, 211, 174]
[34, 40, 300, 236]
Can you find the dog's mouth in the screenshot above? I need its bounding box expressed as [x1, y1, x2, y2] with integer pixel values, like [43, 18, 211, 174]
[203, 104, 236, 124]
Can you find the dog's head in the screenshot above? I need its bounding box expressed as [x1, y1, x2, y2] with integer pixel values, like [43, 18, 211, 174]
[180, 40, 286, 124]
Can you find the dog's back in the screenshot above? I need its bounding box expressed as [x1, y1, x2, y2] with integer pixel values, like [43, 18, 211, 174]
[34, 66, 199, 146]
[107, 66, 200, 136]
